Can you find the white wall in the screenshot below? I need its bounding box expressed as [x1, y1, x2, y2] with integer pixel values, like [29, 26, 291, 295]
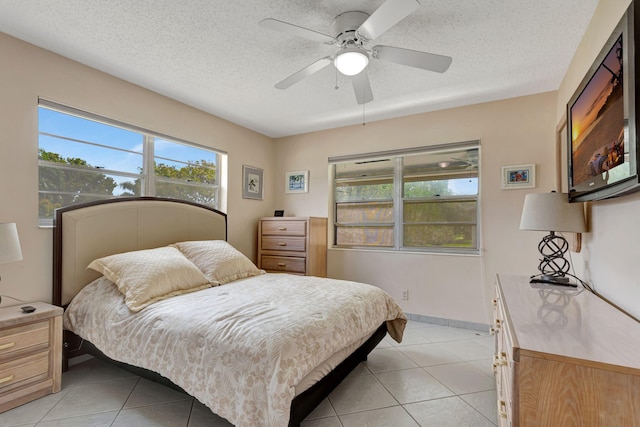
[0, 33, 275, 306]
[557, 0, 640, 319]
[274, 92, 558, 324]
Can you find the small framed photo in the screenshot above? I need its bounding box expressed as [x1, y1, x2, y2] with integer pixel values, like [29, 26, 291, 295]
[242, 165, 263, 200]
[501, 164, 536, 189]
[274, 210, 284, 217]
[285, 170, 309, 194]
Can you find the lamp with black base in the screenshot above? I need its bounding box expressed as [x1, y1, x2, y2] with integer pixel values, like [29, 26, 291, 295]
[519, 191, 586, 286]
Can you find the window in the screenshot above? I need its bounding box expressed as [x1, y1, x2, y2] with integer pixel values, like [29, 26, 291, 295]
[38, 100, 223, 226]
[331, 143, 479, 253]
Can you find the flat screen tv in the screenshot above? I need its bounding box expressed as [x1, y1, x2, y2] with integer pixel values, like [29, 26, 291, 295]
[567, 2, 640, 202]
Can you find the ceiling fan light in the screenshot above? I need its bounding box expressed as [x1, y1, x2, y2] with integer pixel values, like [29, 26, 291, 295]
[334, 48, 369, 76]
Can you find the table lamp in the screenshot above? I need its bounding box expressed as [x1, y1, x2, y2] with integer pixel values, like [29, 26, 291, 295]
[519, 191, 586, 285]
[0, 223, 23, 304]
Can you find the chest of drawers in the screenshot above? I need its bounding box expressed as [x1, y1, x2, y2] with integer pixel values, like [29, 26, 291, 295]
[494, 274, 640, 426]
[0, 302, 63, 412]
[258, 217, 327, 277]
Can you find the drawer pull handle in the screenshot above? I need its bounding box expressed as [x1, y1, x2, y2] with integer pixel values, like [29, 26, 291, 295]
[0, 342, 15, 351]
[498, 400, 508, 418]
[278, 242, 287, 246]
[277, 263, 286, 267]
[0, 375, 14, 384]
[279, 227, 287, 231]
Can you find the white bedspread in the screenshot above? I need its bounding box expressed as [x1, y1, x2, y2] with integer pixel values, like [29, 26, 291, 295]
[64, 273, 406, 427]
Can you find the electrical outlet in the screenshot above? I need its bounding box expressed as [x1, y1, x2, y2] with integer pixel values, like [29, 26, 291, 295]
[402, 290, 409, 300]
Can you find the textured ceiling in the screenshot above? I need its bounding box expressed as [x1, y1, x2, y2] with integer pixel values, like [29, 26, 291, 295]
[0, 0, 598, 138]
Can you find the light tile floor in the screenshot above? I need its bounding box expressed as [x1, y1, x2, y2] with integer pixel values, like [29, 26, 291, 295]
[1, 320, 497, 426]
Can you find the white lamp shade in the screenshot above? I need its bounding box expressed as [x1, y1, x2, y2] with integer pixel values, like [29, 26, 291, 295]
[520, 192, 586, 233]
[0, 223, 23, 264]
[334, 48, 369, 76]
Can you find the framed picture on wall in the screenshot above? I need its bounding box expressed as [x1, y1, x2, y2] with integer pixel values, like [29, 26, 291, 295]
[501, 164, 536, 189]
[242, 165, 263, 200]
[285, 170, 309, 194]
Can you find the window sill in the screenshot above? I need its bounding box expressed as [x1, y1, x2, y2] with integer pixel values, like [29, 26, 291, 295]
[328, 246, 481, 257]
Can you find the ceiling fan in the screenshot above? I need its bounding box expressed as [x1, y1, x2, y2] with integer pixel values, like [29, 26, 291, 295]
[259, 0, 452, 104]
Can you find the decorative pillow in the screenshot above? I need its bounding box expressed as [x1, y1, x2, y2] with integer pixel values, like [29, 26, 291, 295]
[171, 240, 265, 285]
[87, 246, 210, 312]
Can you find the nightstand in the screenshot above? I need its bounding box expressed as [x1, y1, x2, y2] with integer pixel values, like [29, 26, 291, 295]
[0, 302, 63, 413]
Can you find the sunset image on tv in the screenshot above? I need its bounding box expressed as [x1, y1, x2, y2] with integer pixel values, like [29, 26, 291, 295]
[570, 36, 624, 187]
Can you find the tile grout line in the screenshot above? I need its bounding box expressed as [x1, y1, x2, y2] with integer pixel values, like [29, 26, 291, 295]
[108, 376, 142, 427]
[369, 365, 430, 427]
[33, 361, 89, 426]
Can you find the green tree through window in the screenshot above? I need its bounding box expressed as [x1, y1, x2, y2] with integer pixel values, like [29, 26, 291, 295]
[332, 145, 479, 253]
[39, 149, 218, 222]
[122, 160, 218, 206]
[37, 101, 221, 225]
[38, 149, 120, 220]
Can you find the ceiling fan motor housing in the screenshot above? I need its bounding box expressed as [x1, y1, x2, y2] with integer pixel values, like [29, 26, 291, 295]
[332, 11, 370, 46]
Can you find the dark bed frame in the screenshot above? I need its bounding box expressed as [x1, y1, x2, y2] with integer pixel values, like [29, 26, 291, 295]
[52, 197, 387, 427]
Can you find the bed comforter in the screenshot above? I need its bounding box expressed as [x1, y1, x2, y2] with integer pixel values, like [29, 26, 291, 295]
[64, 273, 406, 427]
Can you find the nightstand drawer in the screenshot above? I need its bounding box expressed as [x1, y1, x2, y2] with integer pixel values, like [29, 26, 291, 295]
[261, 236, 306, 252]
[261, 256, 306, 273]
[261, 221, 306, 236]
[0, 350, 49, 392]
[0, 321, 49, 360]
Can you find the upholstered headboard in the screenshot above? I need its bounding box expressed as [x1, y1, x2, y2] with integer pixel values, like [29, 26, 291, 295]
[53, 197, 227, 306]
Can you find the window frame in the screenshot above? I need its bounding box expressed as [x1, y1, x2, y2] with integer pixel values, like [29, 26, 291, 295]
[330, 142, 480, 254]
[37, 99, 225, 227]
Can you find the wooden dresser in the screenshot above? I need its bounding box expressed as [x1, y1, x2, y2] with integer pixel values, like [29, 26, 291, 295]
[258, 217, 327, 277]
[493, 274, 640, 426]
[0, 302, 63, 412]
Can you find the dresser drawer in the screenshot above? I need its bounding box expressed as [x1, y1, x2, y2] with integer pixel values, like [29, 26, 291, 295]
[261, 221, 306, 236]
[0, 350, 49, 392]
[261, 256, 306, 273]
[261, 236, 306, 252]
[0, 321, 49, 360]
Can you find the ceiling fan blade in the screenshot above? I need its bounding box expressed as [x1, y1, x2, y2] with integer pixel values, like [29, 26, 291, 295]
[352, 70, 374, 104]
[373, 45, 452, 73]
[259, 18, 335, 44]
[275, 57, 332, 89]
[357, 0, 420, 42]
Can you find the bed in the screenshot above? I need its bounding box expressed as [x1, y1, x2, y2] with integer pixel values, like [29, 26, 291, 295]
[52, 197, 406, 427]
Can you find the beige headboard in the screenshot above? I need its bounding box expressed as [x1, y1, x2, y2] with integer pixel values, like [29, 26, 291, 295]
[53, 197, 227, 306]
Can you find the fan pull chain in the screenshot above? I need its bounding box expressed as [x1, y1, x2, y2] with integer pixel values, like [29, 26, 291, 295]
[362, 86, 366, 126]
[334, 67, 339, 90]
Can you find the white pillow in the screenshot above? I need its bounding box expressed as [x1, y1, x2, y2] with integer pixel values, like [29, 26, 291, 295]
[87, 246, 210, 312]
[172, 240, 265, 285]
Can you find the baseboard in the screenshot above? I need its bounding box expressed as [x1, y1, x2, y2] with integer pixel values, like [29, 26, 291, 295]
[406, 313, 490, 332]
